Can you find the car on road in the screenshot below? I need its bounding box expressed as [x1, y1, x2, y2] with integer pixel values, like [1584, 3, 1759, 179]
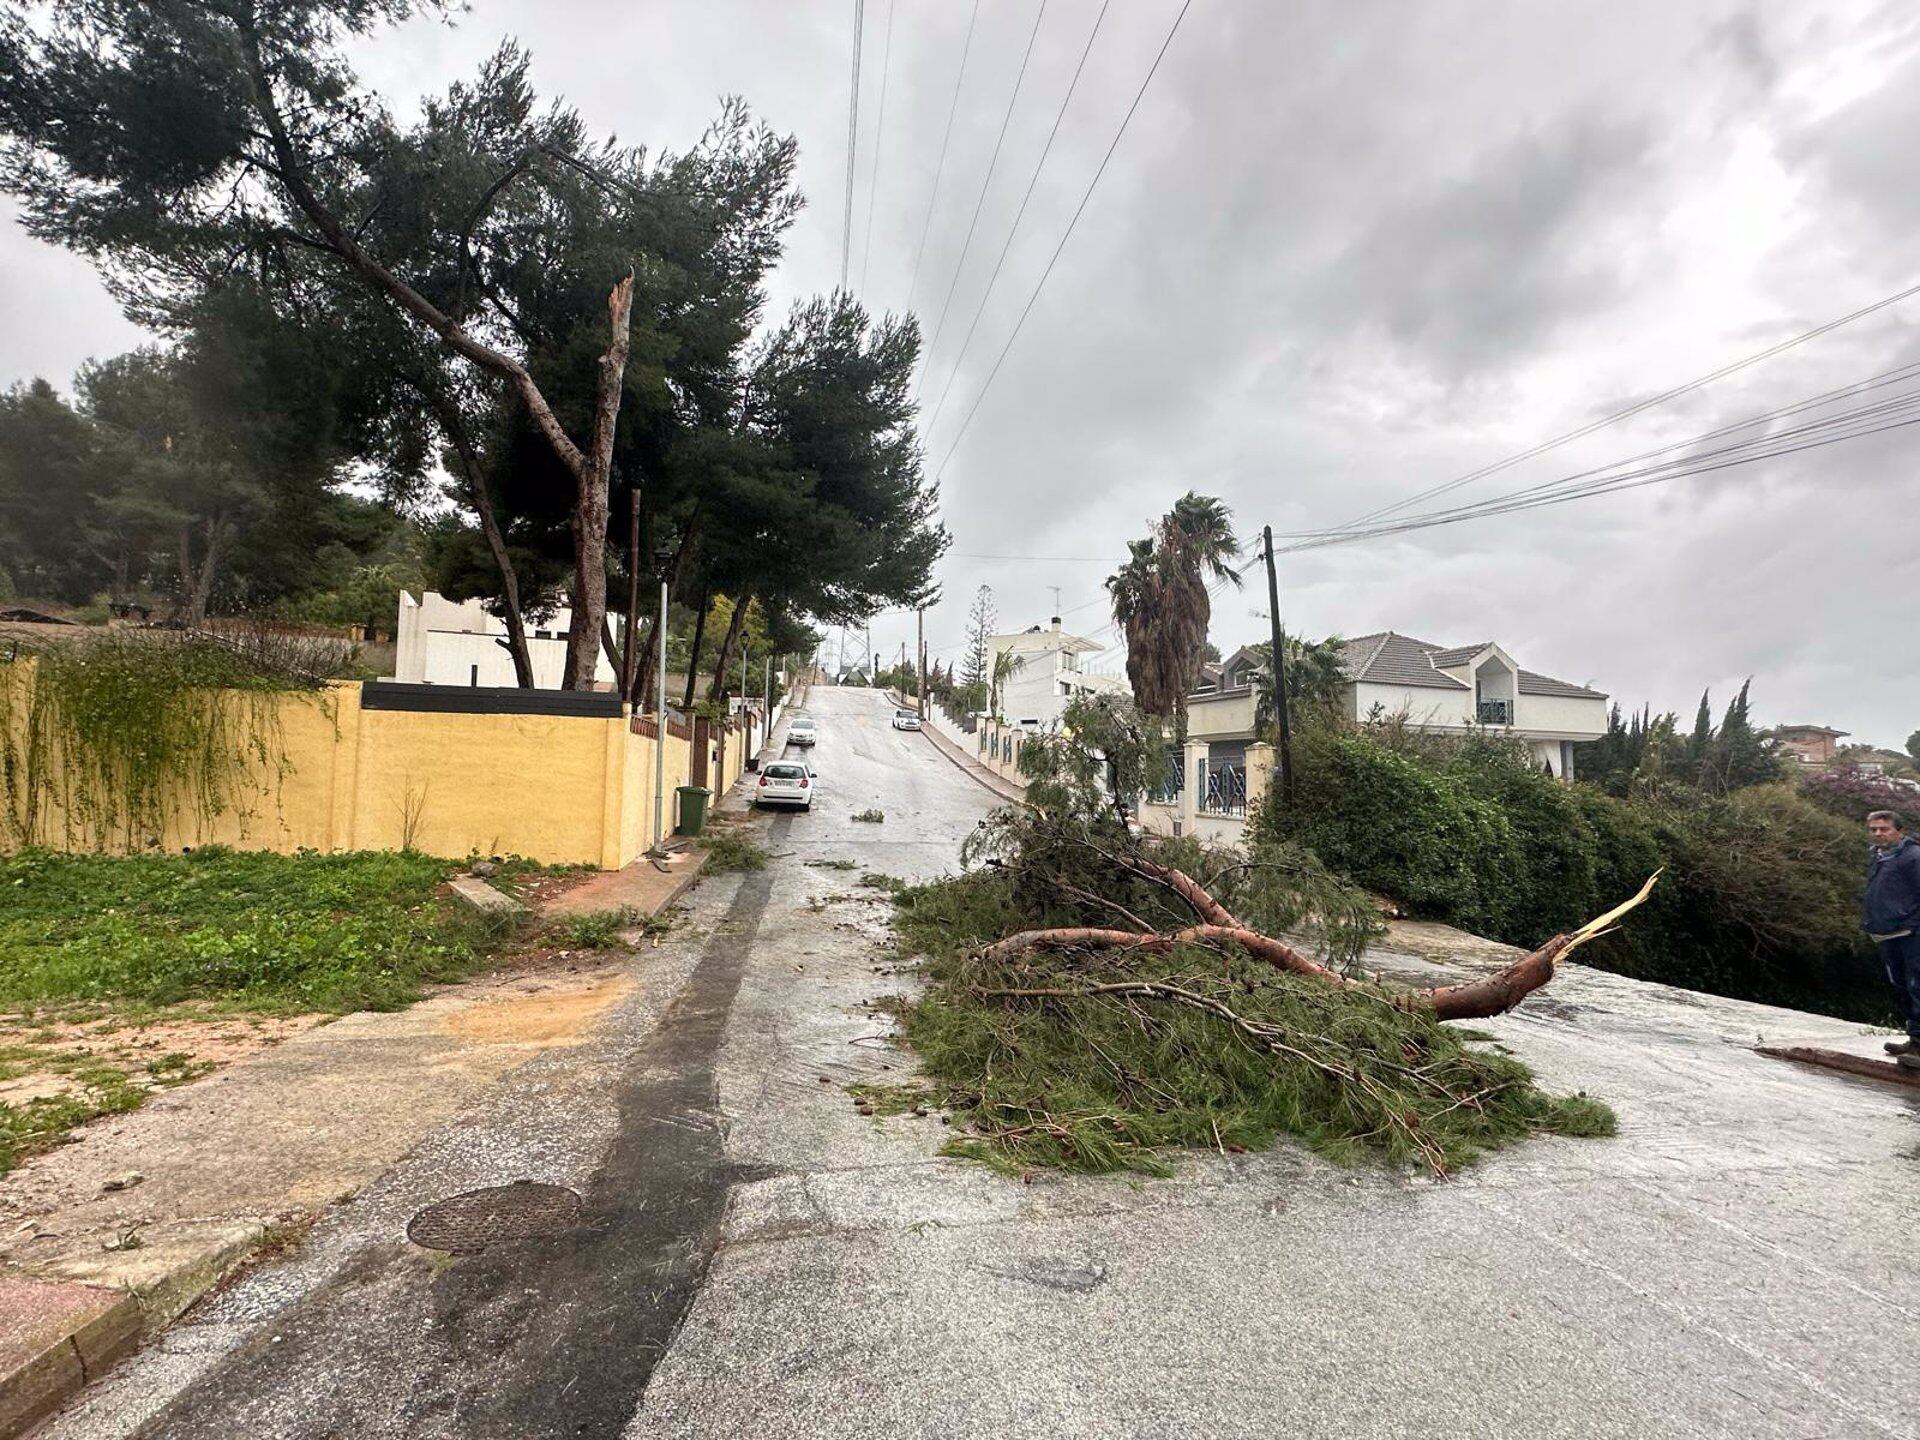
[755, 760, 815, 811]
[891, 709, 922, 731]
[787, 716, 817, 747]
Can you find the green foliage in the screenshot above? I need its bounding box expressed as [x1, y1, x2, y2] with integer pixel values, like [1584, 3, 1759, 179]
[0, 1070, 146, 1176]
[851, 808, 885, 824]
[701, 827, 770, 871]
[0, 847, 517, 1014]
[0, 634, 331, 850]
[1262, 724, 1889, 1023]
[550, 908, 634, 950]
[1908, 729, 1920, 765]
[886, 865, 1611, 1177]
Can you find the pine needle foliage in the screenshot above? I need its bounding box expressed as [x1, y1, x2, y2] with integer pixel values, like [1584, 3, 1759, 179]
[889, 864, 1613, 1177]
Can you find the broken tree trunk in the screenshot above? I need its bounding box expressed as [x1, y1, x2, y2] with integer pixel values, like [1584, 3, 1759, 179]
[979, 862, 1655, 1023]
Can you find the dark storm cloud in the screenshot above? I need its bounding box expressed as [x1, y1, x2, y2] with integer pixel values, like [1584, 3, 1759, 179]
[1301, 114, 1654, 380]
[2, 0, 1917, 740]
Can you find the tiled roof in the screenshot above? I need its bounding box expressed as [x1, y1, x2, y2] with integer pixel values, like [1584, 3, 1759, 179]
[1336, 631, 1605, 700]
[1338, 632, 1468, 690]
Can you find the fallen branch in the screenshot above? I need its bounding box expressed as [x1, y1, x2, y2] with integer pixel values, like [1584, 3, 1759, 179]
[977, 873, 1660, 1023]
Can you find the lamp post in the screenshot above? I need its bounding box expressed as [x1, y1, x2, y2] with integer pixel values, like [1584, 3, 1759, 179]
[651, 542, 673, 854]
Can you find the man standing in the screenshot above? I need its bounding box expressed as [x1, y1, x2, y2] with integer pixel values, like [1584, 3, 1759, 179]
[1865, 810, 1920, 1069]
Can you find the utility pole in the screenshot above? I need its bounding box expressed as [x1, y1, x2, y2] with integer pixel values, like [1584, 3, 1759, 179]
[1262, 525, 1295, 809]
[916, 605, 926, 718]
[622, 489, 641, 702]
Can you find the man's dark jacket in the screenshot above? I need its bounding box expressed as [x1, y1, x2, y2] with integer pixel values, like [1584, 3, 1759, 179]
[1863, 834, 1920, 935]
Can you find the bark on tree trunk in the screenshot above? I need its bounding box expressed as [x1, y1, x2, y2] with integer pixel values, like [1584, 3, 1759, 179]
[973, 856, 1650, 1024]
[682, 584, 713, 709]
[562, 276, 635, 690]
[175, 514, 224, 629]
[709, 595, 750, 705]
[439, 401, 537, 688]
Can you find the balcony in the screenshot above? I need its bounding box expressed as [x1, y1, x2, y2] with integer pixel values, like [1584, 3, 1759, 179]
[1476, 700, 1513, 726]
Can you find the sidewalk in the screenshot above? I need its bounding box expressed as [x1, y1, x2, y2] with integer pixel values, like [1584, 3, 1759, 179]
[914, 716, 1028, 805]
[0, 863, 703, 1438]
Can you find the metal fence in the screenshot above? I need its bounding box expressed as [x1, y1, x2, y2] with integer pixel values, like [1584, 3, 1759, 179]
[1199, 764, 1248, 817]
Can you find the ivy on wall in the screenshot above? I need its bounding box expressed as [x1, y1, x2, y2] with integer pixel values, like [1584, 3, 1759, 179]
[0, 633, 327, 850]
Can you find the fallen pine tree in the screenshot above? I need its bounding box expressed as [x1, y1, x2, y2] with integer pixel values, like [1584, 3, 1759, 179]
[875, 695, 1652, 1178]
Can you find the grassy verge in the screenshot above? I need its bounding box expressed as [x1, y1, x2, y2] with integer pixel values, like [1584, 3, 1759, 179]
[0, 846, 522, 1013]
[882, 869, 1613, 1179]
[0, 845, 532, 1172]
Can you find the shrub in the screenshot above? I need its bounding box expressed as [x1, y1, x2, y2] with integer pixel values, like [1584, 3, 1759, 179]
[1800, 768, 1920, 828]
[1260, 725, 1889, 1024]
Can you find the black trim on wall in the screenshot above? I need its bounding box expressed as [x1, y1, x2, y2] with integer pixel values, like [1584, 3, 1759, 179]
[360, 681, 623, 718]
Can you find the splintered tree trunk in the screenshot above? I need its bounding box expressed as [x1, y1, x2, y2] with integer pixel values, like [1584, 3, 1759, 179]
[979, 855, 1653, 1023]
[563, 276, 635, 690]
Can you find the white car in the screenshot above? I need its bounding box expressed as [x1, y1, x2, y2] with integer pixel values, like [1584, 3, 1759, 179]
[787, 716, 818, 747]
[891, 709, 922, 731]
[755, 760, 816, 811]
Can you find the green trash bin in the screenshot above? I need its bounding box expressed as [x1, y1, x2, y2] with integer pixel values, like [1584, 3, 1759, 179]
[675, 785, 713, 837]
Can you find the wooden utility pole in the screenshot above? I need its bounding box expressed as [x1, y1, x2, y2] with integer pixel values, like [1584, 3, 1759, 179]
[622, 489, 642, 702]
[1262, 525, 1296, 809]
[916, 606, 927, 718]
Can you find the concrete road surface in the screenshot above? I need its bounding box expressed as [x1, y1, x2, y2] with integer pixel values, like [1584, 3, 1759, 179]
[44, 687, 1920, 1439]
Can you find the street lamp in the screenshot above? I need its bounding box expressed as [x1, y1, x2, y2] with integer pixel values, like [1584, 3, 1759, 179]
[651, 540, 675, 856]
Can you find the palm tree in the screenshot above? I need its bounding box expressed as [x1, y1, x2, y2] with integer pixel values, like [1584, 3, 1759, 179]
[1107, 492, 1241, 739]
[989, 649, 1026, 721]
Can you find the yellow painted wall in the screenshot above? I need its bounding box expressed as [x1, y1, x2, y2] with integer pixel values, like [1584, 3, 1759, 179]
[1, 676, 733, 870]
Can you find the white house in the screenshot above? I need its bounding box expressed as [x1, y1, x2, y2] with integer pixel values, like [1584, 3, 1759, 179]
[987, 617, 1127, 730]
[1189, 631, 1607, 780]
[393, 591, 618, 690]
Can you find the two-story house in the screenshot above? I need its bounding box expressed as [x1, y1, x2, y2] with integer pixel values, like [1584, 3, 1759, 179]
[1183, 630, 1606, 802]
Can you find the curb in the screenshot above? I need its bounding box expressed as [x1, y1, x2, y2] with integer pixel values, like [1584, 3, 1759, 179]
[914, 720, 1028, 806]
[4, 840, 710, 1436]
[0, 1220, 269, 1439]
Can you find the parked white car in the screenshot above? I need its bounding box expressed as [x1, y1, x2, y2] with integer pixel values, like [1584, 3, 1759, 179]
[755, 760, 816, 811]
[787, 716, 817, 747]
[891, 709, 922, 731]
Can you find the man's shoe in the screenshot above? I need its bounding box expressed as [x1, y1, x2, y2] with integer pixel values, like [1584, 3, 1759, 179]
[1899, 1053, 1920, 1072]
[1885, 1038, 1918, 1055]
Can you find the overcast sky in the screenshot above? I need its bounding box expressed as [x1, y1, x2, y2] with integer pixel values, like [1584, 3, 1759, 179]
[3, 0, 1918, 745]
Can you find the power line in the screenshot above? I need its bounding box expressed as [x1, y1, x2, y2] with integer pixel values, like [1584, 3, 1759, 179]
[903, 0, 983, 313]
[1277, 385, 1920, 556]
[915, 0, 1050, 399]
[920, 0, 1110, 442]
[857, 0, 897, 294]
[840, 0, 866, 291]
[1335, 275, 1920, 532]
[931, 0, 1195, 482]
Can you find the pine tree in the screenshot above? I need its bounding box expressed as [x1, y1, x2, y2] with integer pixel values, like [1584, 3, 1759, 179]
[961, 586, 997, 689]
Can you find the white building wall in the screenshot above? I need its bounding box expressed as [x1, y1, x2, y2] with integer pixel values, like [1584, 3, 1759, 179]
[1513, 692, 1608, 738]
[391, 591, 617, 689]
[1348, 681, 1475, 728]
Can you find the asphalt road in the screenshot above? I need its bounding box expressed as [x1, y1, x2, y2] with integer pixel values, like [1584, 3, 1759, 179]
[44, 686, 1920, 1439]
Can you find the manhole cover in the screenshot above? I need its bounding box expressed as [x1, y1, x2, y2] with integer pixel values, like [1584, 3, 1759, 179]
[406, 1180, 582, 1254]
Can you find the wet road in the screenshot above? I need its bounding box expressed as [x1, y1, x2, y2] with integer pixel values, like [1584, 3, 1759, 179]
[45, 687, 1920, 1439]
